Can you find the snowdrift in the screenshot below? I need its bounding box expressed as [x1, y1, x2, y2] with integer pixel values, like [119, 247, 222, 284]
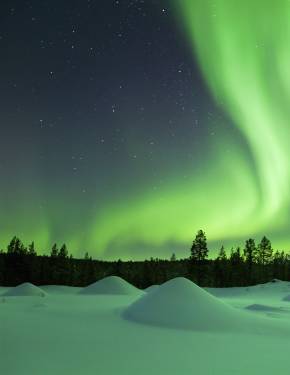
[4, 282, 47, 297]
[80, 276, 142, 295]
[144, 285, 159, 293]
[123, 277, 244, 331]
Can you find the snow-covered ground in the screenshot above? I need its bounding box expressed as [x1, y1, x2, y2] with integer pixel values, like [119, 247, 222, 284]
[2, 277, 290, 374]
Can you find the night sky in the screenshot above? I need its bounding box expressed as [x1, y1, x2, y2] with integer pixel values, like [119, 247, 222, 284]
[1, 0, 289, 259]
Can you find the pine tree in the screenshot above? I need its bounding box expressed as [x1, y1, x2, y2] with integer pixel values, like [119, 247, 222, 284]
[7, 236, 17, 253]
[59, 244, 68, 259]
[244, 238, 257, 283]
[257, 236, 273, 265]
[170, 253, 176, 261]
[229, 247, 244, 285]
[213, 246, 228, 287]
[190, 230, 208, 262]
[28, 241, 36, 256]
[230, 246, 243, 265]
[7, 236, 26, 254]
[189, 230, 208, 285]
[217, 245, 227, 261]
[244, 238, 257, 264]
[272, 251, 285, 280]
[50, 243, 58, 258]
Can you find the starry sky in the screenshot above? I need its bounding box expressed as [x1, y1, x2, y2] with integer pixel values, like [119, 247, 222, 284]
[1, 0, 290, 260]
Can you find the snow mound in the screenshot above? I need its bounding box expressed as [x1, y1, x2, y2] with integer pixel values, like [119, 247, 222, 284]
[144, 285, 159, 293]
[80, 276, 142, 295]
[4, 283, 47, 297]
[123, 277, 243, 332]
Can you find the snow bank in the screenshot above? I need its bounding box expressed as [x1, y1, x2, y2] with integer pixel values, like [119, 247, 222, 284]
[123, 277, 243, 331]
[80, 276, 142, 295]
[208, 280, 290, 300]
[4, 282, 47, 297]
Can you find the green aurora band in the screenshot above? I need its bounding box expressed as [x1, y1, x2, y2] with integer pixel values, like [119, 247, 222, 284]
[87, 0, 290, 258]
[172, 0, 290, 251]
[2, 0, 290, 258]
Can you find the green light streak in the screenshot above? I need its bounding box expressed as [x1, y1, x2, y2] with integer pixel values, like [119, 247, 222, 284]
[88, 0, 290, 258]
[176, 0, 290, 221]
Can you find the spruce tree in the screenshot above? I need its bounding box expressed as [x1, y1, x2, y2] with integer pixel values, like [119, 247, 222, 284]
[229, 246, 244, 286]
[257, 236, 273, 265]
[190, 230, 208, 262]
[244, 238, 256, 283]
[272, 251, 285, 280]
[7, 236, 17, 253]
[7, 236, 26, 254]
[214, 245, 228, 287]
[59, 244, 68, 259]
[28, 241, 36, 256]
[230, 246, 243, 265]
[244, 238, 257, 265]
[190, 230, 208, 285]
[217, 245, 227, 261]
[170, 253, 176, 261]
[50, 243, 58, 258]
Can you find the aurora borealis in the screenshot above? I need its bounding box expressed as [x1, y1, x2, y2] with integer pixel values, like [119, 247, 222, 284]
[176, 0, 290, 251]
[1, 1, 290, 259]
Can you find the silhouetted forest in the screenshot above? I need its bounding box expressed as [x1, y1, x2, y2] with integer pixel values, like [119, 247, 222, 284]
[0, 230, 289, 288]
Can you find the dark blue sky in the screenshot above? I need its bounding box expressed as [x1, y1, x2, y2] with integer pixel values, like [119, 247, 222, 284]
[0, 0, 241, 259]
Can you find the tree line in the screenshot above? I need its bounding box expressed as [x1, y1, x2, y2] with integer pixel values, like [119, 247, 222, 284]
[0, 231, 289, 288]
